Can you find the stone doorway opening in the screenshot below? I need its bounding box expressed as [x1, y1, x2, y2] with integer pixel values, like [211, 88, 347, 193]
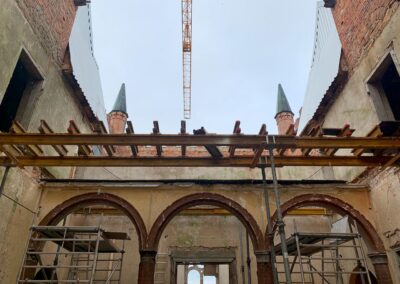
[171, 248, 237, 284]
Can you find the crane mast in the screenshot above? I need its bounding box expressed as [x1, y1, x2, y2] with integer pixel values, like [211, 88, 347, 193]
[182, 0, 192, 119]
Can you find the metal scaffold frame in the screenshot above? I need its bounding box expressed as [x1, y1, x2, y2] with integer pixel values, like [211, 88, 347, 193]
[18, 226, 129, 284]
[273, 222, 372, 284]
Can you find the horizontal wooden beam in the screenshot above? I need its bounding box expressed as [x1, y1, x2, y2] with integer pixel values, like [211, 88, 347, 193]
[1, 134, 399, 149]
[0, 155, 395, 168]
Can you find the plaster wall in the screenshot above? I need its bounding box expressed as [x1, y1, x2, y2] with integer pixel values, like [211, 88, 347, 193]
[39, 183, 373, 245]
[0, 0, 97, 282]
[319, 5, 400, 281]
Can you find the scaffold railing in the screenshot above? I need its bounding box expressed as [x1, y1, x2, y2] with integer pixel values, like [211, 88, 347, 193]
[18, 226, 129, 284]
[274, 228, 372, 284]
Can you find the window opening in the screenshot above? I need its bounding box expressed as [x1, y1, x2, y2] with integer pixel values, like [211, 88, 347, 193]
[0, 50, 43, 132]
[381, 61, 400, 120]
[366, 51, 400, 122]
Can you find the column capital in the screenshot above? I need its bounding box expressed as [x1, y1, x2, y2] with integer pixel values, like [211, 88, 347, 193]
[368, 252, 389, 264]
[254, 250, 271, 263]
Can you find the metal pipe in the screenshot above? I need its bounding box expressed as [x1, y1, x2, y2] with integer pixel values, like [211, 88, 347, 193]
[260, 167, 278, 284]
[267, 143, 292, 284]
[246, 233, 252, 284]
[295, 234, 305, 284]
[239, 225, 245, 284]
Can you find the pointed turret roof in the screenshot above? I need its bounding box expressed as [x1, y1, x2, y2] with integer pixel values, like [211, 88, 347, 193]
[111, 83, 127, 115]
[275, 83, 293, 117]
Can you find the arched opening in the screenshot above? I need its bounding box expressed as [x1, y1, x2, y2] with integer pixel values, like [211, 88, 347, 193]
[20, 192, 147, 283]
[269, 194, 391, 284]
[148, 193, 264, 250]
[269, 194, 385, 252]
[39, 192, 147, 249]
[146, 193, 270, 284]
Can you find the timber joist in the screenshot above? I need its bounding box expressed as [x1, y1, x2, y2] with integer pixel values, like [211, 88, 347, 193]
[0, 121, 400, 168]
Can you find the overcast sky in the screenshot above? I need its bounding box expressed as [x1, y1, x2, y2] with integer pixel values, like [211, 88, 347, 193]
[91, 0, 319, 134]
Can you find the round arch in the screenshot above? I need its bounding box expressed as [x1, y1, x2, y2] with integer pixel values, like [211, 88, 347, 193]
[39, 192, 147, 250]
[269, 194, 385, 252]
[147, 193, 265, 251]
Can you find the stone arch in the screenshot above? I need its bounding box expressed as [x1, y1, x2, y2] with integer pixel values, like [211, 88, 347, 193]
[147, 193, 265, 251]
[39, 192, 147, 250]
[269, 193, 384, 252]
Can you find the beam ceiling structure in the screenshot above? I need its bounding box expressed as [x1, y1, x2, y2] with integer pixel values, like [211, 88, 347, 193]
[0, 120, 399, 169]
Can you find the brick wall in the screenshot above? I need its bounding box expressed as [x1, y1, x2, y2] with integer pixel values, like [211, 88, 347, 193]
[331, 0, 399, 72]
[16, 0, 77, 65]
[275, 112, 294, 135]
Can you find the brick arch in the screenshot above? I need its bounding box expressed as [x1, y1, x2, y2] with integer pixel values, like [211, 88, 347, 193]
[269, 194, 384, 252]
[39, 192, 147, 250]
[147, 193, 265, 251]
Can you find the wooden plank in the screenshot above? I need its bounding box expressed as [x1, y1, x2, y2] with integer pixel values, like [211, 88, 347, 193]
[91, 121, 114, 156]
[229, 121, 241, 157]
[152, 121, 162, 157]
[193, 127, 223, 158]
[126, 121, 139, 157]
[0, 155, 395, 168]
[10, 121, 43, 157]
[180, 120, 187, 157]
[67, 120, 92, 156]
[39, 120, 68, 156]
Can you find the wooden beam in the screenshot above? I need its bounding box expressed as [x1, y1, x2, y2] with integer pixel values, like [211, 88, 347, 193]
[10, 121, 43, 157]
[0, 145, 22, 166]
[277, 124, 297, 156]
[353, 125, 383, 157]
[302, 125, 322, 156]
[39, 120, 68, 156]
[258, 124, 267, 136]
[67, 120, 92, 156]
[193, 127, 223, 158]
[229, 121, 241, 157]
[180, 120, 187, 157]
[91, 121, 114, 156]
[251, 144, 265, 168]
[0, 134, 400, 150]
[153, 121, 162, 157]
[126, 121, 139, 157]
[383, 152, 400, 168]
[324, 124, 354, 156]
[0, 155, 395, 168]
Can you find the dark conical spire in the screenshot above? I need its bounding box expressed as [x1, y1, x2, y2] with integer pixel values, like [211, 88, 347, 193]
[275, 83, 293, 117]
[111, 83, 127, 115]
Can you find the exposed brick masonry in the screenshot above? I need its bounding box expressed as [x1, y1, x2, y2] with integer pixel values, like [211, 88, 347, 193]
[16, 0, 77, 65]
[107, 111, 132, 156]
[331, 0, 399, 72]
[275, 112, 294, 135]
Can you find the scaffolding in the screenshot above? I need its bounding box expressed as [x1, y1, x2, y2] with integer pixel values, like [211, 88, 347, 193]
[274, 226, 372, 284]
[18, 226, 130, 283]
